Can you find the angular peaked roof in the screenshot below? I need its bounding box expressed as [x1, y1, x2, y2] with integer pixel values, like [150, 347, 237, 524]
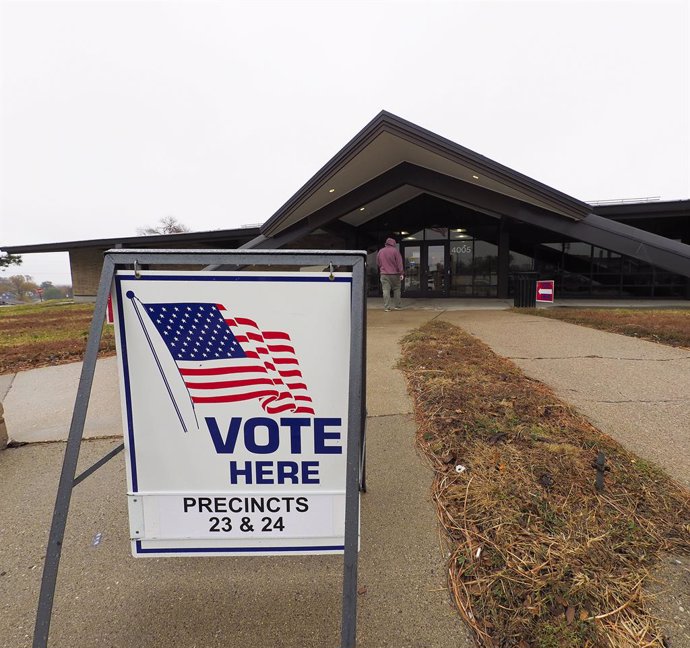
[260, 110, 593, 238]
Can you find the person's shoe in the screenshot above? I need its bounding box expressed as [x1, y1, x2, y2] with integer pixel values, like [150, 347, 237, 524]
[384, 308, 391, 312]
[393, 306, 402, 310]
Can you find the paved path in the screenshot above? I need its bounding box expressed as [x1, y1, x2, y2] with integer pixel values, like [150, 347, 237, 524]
[0, 309, 472, 648]
[3, 357, 122, 443]
[440, 310, 690, 489]
[2, 304, 689, 648]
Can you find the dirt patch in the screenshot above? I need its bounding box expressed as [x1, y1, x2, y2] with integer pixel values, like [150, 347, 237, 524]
[0, 302, 115, 374]
[400, 320, 690, 648]
[517, 308, 690, 349]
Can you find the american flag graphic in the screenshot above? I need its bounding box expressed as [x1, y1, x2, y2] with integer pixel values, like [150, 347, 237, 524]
[142, 301, 314, 415]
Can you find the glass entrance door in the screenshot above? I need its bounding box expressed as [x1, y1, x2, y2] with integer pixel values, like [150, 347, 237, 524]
[402, 243, 448, 296]
[426, 244, 447, 295]
[403, 245, 422, 293]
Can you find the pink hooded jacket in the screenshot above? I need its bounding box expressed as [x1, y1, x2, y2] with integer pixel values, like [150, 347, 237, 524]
[377, 238, 404, 275]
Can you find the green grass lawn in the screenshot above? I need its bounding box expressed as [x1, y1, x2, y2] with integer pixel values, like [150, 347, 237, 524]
[0, 301, 115, 374]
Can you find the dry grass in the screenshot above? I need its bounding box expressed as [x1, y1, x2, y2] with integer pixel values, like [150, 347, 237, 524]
[400, 320, 690, 648]
[516, 308, 690, 349]
[0, 301, 115, 374]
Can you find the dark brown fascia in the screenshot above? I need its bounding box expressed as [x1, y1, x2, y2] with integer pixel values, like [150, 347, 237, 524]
[1, 227, 261, 255]
[594, 199, 690, 220]
[260, 110, 591, 237]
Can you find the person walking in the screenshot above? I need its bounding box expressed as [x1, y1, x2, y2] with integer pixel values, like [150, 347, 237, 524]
[377, 237, 404, 311]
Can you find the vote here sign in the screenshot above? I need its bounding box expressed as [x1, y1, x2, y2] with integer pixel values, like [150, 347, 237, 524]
[111, 270, 353, 557]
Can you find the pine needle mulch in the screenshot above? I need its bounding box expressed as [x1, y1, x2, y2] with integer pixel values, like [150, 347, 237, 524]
[399, 320, 690, 648]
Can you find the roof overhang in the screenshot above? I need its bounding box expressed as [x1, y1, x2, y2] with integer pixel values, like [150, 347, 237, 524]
[261, 110, 592, 238]
[1, 227, 261, 255]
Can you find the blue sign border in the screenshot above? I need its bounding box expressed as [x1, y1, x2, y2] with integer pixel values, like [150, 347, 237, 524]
[114, 272, 351, 555]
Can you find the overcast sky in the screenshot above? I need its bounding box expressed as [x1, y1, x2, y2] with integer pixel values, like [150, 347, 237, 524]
[1, 0, 688, 284]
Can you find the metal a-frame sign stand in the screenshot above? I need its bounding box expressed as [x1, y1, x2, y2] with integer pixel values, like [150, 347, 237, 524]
[32, 248, 367, 648]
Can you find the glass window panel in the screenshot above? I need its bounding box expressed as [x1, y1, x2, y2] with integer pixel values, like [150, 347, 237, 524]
[450, 241, 473, 275]
[473, 283, 497, 297]
[621, 257, 651, 274]
[509, 250, 534, 272]
[424, 227, 448, 240]
[560, 271, 591, 294]
[621, 284, 653, 297]
[534, 243, 562, 274]
[592, 247, 621, 274]
[427, 244, 446, 292]
[449, 240, 473, 296]
[654, 272, 686, 286]
[563, 242, 591, 272]
[450, 228, 470, 240]
[591, 275, 621, 296]
[450, 284, 474, 296]
[402, 230, 424, 242]
[473, 240, 498, 288]
[366, 250, 380, 297]
[623, 274, 653, 286]
[403, 246, 421, 291]
[592, 273, 621, 286]
[653, 284, 685, 297]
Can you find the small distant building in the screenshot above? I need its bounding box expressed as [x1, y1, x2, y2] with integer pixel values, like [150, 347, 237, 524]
[3, 111, 689, 300]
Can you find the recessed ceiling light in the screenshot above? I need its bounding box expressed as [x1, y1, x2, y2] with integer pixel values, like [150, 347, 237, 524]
[328, 188, 335, 193]
[472, 174, 479, 180]
[400, 231, 409, 235]
[359, 207, 365, 211]
[452, 228, 466, 233]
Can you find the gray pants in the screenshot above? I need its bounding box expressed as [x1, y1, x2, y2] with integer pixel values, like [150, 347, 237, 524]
[380, 274, 401, 310]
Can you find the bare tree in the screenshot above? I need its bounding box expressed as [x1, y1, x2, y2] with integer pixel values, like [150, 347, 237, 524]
[137, 216, 190, 235]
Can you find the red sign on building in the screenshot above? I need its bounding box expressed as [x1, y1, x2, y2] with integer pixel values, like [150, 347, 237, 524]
[536, 280, 555, 303]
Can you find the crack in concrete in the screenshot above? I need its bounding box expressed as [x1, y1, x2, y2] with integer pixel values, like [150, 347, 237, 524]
[0, 374, 16, 402]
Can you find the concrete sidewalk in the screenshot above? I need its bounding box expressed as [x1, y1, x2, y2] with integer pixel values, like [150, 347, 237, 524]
[2, 304, 689, 647]
[0, 309, 472, 648]
[440, 309, 690, 489]
[2, 357, 122, 444]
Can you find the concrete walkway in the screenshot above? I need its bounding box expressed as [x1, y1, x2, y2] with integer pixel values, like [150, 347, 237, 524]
[0, 308, 472, 648]
[440, 310, 690, 489]
[1, 302, 689, 648]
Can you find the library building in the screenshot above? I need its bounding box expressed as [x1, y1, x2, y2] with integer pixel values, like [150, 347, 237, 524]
[3, 111, 688, 301]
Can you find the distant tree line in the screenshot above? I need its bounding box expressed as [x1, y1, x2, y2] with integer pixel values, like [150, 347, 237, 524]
[0, 275, 71, 303]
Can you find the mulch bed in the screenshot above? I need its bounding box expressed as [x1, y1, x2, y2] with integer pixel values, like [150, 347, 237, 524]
[400, 320, 690, 648]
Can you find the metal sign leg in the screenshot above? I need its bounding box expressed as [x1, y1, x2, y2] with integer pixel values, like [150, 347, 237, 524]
[32, 258, 115, 648]
[340, 257, 365, 648]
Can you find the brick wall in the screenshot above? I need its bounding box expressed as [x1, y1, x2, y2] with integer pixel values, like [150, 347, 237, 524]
[70, 248, 107, 301]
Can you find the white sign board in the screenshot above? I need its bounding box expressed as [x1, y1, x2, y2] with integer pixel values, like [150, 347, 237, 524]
[112, 270, 354, 557]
